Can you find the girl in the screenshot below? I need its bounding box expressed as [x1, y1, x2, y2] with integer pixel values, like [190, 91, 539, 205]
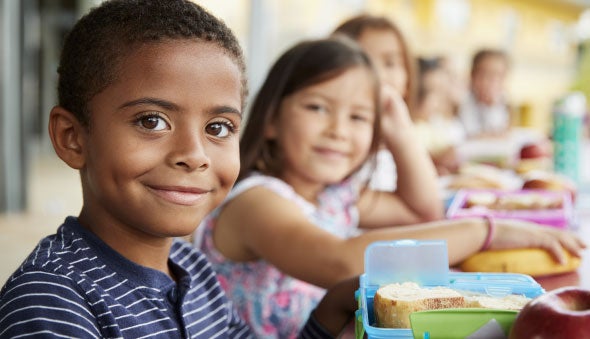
[459, 48, 512, 138]
[332, 14, 442, 215]
[196, 36, 585, 338]
[413, 56, 466, 175]
[332, 14, 416, 108]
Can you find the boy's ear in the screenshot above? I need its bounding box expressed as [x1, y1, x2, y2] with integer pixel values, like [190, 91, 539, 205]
[48, 106, 87, 169]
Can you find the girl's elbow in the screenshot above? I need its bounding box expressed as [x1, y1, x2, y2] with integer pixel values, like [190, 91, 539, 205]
[415, 204, 445, 222]
[421, 209, 445, 222]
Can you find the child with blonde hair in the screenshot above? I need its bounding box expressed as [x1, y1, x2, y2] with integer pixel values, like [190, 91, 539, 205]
[197, 36, 585, 338]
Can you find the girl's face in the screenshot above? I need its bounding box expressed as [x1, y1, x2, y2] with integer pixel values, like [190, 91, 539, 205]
[472, 56, 507, 106]
[79, 41, 242, 242]
[356, 28, 408, 97]
[266, 67, 376, 195]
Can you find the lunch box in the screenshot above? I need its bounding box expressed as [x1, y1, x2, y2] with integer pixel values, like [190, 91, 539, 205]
[355, 240, 545, 339]
[446, 188, 573, 229]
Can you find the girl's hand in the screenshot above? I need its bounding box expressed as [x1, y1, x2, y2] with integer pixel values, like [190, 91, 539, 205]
[432, 146, 461, 175]
[489, 219, 586, 264]
[379, 85, 415, 146]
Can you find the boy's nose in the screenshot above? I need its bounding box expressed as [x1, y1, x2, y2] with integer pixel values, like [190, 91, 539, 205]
[169, 129, 211, 171]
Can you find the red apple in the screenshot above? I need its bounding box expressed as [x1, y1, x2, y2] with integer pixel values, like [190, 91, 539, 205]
[522, 175, 577, 202]
[509, 286, 590, 339]
[520, 142, 551, 159]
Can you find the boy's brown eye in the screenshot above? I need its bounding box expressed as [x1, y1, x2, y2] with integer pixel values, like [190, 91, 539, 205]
[142, 117, 159, 129]
[137, 115, 168, 131]
[206, 124, 221, 135]
[205, 122, 232, 137]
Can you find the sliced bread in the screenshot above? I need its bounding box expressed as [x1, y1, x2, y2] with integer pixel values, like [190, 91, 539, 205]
[373, 282, 465, 328]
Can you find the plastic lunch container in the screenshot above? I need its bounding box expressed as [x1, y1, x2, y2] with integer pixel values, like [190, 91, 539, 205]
[445, 189, 573, 229]
[355, 240, 545, 339]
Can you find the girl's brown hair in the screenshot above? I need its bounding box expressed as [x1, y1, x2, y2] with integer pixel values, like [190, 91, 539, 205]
[333, 14, 417, 111]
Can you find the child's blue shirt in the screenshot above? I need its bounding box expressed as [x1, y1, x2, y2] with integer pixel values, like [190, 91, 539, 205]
[0, 217, 331, 338]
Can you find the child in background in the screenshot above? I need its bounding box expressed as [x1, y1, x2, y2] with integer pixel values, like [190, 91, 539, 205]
[413, 56, 466, 175]
[332, 14, 416, 108]
[0, 1, 358, 337]
[439, 55, 469, 117]
[197, 36, 585, 338]
[459, 48, 512, 138]
[332, 14, 442, 207]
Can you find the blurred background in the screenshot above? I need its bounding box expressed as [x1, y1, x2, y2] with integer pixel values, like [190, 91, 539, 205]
[0, 0, 589, 282]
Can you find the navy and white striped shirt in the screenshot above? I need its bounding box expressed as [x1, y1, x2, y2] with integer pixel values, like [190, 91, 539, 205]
[0, 217, 332, 338]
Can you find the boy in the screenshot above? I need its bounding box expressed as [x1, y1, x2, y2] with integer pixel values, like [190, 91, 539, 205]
[458, 48, 511, 138]
[0, 1, 355, 337]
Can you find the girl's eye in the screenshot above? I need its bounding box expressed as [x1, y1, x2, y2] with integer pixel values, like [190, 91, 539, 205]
[351, 113, 372, 123]
[305, 103, 328, 114]
[384, 60, 397, 68]
[206, 121, 234, 138]
[384, 56, 401, 68]
[136, 114, 169, 131]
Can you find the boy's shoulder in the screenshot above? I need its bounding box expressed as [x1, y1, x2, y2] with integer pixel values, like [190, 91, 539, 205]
[1, 218, 92, 293]
[0, 219, 100, 334]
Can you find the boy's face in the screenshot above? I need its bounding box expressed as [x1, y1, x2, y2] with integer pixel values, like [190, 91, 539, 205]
[77, 41, 242, 240]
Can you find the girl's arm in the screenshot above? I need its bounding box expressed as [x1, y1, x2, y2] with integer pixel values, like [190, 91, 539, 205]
[358, 86, 444, 228]
[214, 186, 585, 289]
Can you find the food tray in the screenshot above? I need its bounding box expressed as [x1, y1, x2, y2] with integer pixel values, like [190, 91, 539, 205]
[445, 189, 573, 229]
[355, 240, 545, 339]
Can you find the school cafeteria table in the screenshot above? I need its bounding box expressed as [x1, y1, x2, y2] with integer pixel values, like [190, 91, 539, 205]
[536, 190, 590, 290]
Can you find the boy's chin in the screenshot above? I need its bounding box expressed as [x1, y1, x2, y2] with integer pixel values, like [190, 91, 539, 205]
[159, 226, 198, 239]
[145, 214, 205, 239]
[171, 216, 205, 234]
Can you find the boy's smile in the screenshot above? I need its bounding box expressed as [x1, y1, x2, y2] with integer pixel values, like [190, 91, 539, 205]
[146, 184, 212, 206]
[69, 41, 242, 268]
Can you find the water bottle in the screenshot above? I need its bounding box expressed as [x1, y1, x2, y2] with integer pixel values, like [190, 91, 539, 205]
[552, 92, 587, 184]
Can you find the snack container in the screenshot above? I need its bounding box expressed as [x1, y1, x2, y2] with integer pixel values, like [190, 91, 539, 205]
[446, 188, 573, 229]
[355, 240, 545, 339]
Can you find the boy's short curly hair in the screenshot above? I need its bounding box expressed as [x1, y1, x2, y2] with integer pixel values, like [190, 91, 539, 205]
[58, 0, 247, 126]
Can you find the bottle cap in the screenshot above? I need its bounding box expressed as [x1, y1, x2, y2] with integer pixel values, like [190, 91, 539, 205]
[554, 91, 587, 117]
